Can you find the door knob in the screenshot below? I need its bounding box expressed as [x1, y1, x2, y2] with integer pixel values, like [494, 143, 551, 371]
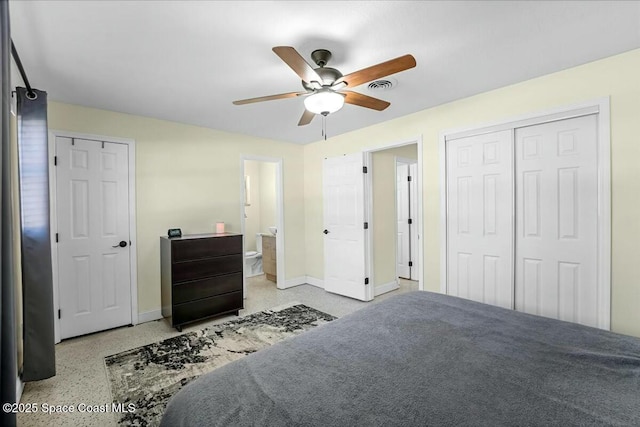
[112, 240, 128, 248]
[323, 229, 329, 234]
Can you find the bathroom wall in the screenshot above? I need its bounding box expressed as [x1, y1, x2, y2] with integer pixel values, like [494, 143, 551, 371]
[244, 160, 277, 252]
[259, 162, 277, 234]
[244, 160, 262, 252]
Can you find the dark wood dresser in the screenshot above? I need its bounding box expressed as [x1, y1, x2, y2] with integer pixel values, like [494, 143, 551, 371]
[161, 233, 243, 331]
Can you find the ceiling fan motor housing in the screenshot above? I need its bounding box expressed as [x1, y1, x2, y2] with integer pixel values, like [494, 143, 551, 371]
[301, 49, 343, 89]
[302, 67, 343, 90]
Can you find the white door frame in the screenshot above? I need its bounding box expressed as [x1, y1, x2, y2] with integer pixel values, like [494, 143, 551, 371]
[363, 136, 424, 299]
[439, 97, 611, 330]
[395, 156, 418, 281]
[239, 155, 285, 294]
[48, 130, 138, 343]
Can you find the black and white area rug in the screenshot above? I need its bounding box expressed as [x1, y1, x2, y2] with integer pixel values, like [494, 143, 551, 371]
[104, 304, 336, 426]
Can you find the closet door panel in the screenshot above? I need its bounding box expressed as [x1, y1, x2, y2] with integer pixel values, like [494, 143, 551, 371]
[515, 115, 598, 327]
[446, 130, 514, 309]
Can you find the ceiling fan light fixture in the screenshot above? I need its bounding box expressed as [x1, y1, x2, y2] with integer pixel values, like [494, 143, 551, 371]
[304, 89, 345, 115]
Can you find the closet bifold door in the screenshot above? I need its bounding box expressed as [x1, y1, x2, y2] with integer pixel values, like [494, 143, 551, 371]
[514, 115, 599, 327]
[446, 130, 514, 309]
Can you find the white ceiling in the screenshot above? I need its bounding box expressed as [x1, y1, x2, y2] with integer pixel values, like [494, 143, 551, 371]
[9, 1, 640, 144]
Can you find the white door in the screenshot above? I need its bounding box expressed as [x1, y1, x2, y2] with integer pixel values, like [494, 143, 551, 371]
[446, 130, 514, 309]
[408, 163, 418, 280]
[515, 115, 599, 327]
[396, 162, 411, 279]
[56, 137, 132, 339]
[323, 153, 368, 301]
[396, 160, 418, 280]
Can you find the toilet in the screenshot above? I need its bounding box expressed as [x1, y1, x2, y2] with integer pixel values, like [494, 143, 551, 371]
[245, 233, 264, 277]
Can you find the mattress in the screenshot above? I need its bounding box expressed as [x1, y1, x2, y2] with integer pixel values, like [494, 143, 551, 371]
[161, 291, 640, 426]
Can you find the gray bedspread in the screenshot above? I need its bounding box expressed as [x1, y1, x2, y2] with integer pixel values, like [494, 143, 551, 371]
[161, 291, 640, 426]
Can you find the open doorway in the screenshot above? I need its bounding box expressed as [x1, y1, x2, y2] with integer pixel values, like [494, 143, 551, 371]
[365, 139, 422, 297]
[240, 156, 285, 298]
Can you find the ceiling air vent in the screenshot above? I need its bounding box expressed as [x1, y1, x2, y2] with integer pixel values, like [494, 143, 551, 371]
[367, 78, 396, 91]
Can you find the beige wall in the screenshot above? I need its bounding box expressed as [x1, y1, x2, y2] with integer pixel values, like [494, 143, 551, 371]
[372, 144, 417, 286]
[47, 102, 306, 314]
[304, 48, 640, 338]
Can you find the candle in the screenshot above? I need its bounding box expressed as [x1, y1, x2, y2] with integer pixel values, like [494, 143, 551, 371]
[215, 222, 225, 234]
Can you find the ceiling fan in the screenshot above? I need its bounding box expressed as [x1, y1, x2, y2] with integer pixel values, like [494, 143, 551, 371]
[233, 46, 416, 126]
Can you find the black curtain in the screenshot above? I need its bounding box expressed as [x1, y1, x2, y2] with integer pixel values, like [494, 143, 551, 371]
[1, 0, 18, 425]
[16, 86, 55, 381]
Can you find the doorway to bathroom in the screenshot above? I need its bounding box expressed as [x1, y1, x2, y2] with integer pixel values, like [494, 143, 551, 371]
[240, 156, 285, 297]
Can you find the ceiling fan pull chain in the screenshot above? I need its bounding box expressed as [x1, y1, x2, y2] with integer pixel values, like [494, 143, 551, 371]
[322, 115, 327, 140]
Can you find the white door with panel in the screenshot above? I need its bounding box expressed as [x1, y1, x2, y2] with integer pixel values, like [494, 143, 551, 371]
[445, 114, 602, 327]
[56, 137, 132, 339]
[396, 160, 418, 280]
[446, 130, 514, 309]
[515, 115, 599, 327]
[323, 153, 369, 301]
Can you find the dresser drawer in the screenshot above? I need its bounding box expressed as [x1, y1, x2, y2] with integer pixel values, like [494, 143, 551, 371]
[172, 255, 242, 283]
[172, 291, 243, 326]
[172, 235, 242, 262]
[172, 272, 242, 304]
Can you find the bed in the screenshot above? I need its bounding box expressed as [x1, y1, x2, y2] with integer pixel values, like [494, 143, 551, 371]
[161, 291, 640, 426]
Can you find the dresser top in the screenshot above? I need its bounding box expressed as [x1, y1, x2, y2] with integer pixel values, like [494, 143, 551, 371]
[161, 233, 242, 240]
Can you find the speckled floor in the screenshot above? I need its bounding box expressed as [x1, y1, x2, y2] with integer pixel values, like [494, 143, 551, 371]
[17, 277, 418, 427]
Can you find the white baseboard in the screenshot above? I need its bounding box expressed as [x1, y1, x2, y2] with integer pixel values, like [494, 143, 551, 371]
[16, 375, 24, 403]
[278, 276, 325, 290]
[138, 309, 163, 324]
[374, 280, 399, 297]
[281, 277, 395, 295]
[304, 276, 324, 289]
[279, 276, 307, 289]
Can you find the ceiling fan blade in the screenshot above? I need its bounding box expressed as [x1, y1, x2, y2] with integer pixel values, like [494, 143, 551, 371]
[339, 54, 416, 88]
[273, 46, 322, 84]
[298, 109, 315, 126]
[232, 91, 307, 105]
[342, 91, 390, 111]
